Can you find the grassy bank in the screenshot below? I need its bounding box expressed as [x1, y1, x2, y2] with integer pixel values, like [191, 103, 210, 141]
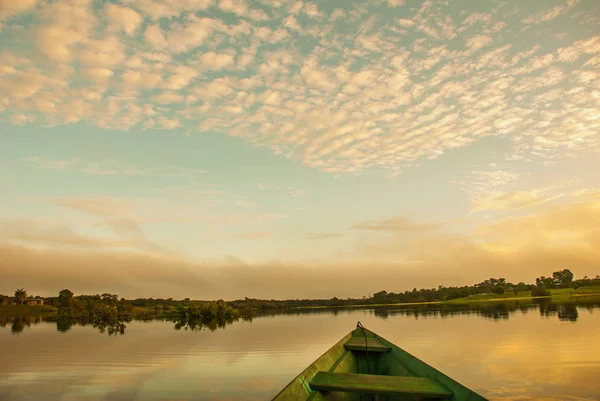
[0, 305, 155, 318]
[2, 286, 599, 317]
[547, 286, 600, 301]
[432, 286, 600, 305]
[0, 305, 57, 316]
[291, 286, 600, 310]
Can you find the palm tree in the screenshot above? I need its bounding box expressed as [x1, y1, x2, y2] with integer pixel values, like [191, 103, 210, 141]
[14, 288, 28, 305]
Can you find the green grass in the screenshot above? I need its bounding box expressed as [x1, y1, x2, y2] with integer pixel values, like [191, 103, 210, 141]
[0, 305, 170, 318]
[573, 285, 600, 293]
[452, 291, 532, 301]
[291, 301, 444, 310]
[448, 287, 600, 304]
[548, 286, 600, 301]
[0, 305, 57, 317]
[446, 295, 532, 305]
[293, 287, 600, 309]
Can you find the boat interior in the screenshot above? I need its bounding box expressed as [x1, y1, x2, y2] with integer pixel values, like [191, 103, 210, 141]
[282, 325, 485, 401]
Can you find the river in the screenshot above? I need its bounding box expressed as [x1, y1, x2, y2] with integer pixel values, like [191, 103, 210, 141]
[1, 301, 600, 401]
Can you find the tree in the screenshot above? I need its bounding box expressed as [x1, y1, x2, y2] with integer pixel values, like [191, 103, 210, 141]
[14, 288, 28, 305]
[552, 269, 574, 288]
[58, 289, 74, 308]
[536, 276, 554, 289]
[493, 285, 505, 294]
[515, 282, 530, 291]
[532, 284, 550, 297]
[101, 293, 119, 304]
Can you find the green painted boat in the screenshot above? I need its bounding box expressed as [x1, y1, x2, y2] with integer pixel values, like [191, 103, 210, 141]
[272, 322, 488, 401]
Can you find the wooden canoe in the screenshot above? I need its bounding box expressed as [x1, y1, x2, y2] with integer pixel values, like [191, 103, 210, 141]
[272, 322, 487, 401]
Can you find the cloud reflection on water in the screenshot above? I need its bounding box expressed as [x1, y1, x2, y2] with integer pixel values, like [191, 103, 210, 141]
[1, 303, 599, 400]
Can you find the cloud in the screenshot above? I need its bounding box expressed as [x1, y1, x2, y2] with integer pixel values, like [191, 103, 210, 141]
[164, 65, 198, 90]
[451, 169, 519, 200]
[235, 200, 257, 208]
[349, 217, 443, 232]
[202, 214, 285, 226]
[37, 25, 84, 62]
[386, 0, 405, 7]
[105, 3, 142, 36]
[28, 196, 195, 256]
[0, 241, 437, 299]
[234, 231, 271, 239]
[83, 67, 114, 82]
[522, 0, 580, 24]
[470, 181, 583, 213]
[120, 0, 214, 20]
[156, 116, 181, 129]
[306, 233, 345, 240]
[199, 51, 235, 70]
[0, 242, 207, 297]
[9, 113, 36, 125]
[1, 0, 599, 174]
[79, 36, 125, 67]
[0, 0, 39, 20]
[218, 0, 249, 17]
[465, 35, 493, 51]
[166, 17, 217, 54]
[153, 92, 185, 104]
[0, 218, 135, 249]
[472, 190, 563, 213]
[476, 200, 600, 248]
[2, 197, 599, 299]
[144, 23, 168, 49]
[1, 176, 599, 299]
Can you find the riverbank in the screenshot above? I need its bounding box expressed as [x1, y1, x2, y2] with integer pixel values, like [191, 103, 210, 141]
[2, 286, 600, 316]
[289, 286, 600, 310]
[0, 305, 57, 316]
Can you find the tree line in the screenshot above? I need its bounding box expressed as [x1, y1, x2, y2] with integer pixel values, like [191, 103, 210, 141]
[230, 269, 599, 310]
[2, 269, 599, 312]
[1, 288, 255, 335]
[0, 288, 45, 306]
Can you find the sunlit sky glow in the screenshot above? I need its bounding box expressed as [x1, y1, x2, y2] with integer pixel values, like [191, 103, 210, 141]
[1, 0, 599, 299]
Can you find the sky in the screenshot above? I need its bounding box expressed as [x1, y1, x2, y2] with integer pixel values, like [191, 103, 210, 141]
[0, 0, 599, 300]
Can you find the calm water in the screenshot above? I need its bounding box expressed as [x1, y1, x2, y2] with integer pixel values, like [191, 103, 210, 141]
[2, 302, 600, 401]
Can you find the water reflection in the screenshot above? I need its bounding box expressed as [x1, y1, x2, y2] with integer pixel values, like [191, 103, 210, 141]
[535, 298, 580, 321]
[1, 301, 600, 401]
[0, 314, 255, 335]
[2, 299, 599, 336]
[55, 315, 130, 335]
[0, 315, 43, 334]
[369, 301, 535, 321]
[168, 301, 255, 332]
[271, 298, 600, 323]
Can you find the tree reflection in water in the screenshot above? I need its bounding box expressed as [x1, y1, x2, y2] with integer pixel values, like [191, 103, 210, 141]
[1, 300, 597, 336]
[168, 300, 254, 332]
[54, 315, 130, 335]
[535, 298, 579, 322]
[282, 299, 600, 323]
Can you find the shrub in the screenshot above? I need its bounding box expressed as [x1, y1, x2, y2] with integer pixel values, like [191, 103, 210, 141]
[531, 286, 550, 297]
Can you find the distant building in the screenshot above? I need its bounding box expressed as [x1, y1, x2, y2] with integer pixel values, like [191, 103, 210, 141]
[26, 298, 44, 306]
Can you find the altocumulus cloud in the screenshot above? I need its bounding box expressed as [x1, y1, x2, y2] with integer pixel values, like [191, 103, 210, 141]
[0, 0, 598, 175]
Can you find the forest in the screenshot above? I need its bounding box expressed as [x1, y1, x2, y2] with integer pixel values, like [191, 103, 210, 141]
[3, 268, 597, 312]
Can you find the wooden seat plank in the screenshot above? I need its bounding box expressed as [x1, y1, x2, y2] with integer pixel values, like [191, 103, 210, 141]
[309, 372, 453, 398]
[344, 337, 391, 352]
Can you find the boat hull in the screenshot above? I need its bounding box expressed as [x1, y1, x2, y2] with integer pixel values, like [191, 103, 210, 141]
[272, 326, 487, 401]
